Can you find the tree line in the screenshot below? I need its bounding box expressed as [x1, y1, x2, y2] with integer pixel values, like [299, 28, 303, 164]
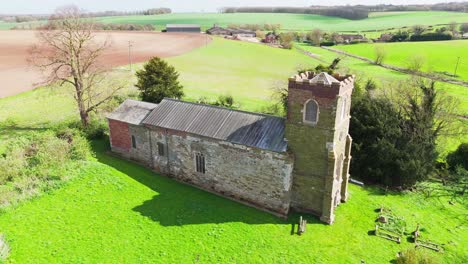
[0, 7, 171, 23]
[366, 2, 468, 12]
[221, 6, 369, 20]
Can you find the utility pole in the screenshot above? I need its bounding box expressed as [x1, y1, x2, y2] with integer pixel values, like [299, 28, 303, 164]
[128, 41, 133, 72]
[454, 56, 460, 76]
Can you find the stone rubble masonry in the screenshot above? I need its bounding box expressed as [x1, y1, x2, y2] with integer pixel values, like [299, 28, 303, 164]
[286, 72, 354, 224]
[108, 72, 355, 224]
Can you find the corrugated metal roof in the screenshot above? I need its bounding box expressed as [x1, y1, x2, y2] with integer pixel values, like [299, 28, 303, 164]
[166, 24, 201, 28]
[107, 99, 158, 125]
[142, 99, 287, 152]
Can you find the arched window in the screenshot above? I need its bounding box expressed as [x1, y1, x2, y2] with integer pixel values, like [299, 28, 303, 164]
[303, 99, 319, 125]
[341, 97, 347, 120]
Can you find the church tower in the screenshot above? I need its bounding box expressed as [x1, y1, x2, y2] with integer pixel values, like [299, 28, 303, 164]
[286, 72, 354, 224]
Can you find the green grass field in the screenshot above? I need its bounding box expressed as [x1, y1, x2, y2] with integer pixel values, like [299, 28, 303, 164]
[0, 33, 467, 263]
[297, 43, 468, 156]
[166, 37, 313, 111]
[94, 11, 468, 32]
[334, 40, 468, 81]
[0, 135, 465, 263]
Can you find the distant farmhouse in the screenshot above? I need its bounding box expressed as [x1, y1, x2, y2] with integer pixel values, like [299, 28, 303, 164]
[263, 32, 280, 44]
[340, 34, 366, 43]
[206, 25, 256, 37]
[108, 72, 355, 224]
[165, 24, 201, 33]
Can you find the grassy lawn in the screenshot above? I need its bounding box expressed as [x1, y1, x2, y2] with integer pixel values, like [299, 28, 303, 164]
[0, 31, 467, 263]
[95, 11, 468, 32]
[0, 139, 465, 263]
[334, 40, 468, 81]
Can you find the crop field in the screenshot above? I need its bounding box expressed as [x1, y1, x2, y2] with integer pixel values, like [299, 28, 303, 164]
[94, 11, 468, 32]
[334, 40, 468, 81]
[296, 43, 467, 155]
[0, 30, 209, 98]
[167, 37, 313, 111]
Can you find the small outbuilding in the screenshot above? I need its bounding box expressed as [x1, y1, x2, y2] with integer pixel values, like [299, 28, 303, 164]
[166, 24, 201, 33]
[263, 32, 279, 44]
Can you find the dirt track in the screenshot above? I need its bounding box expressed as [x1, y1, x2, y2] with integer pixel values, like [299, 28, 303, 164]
[0, 30, 210, 98]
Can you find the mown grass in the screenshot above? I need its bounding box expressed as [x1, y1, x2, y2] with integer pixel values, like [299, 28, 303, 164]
[0, 139, 465, 263]
[334, 40, 468, 81]
[94, 11, 468, 32]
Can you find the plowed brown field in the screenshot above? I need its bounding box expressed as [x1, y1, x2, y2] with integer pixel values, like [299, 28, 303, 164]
[0, 30, 210, 98]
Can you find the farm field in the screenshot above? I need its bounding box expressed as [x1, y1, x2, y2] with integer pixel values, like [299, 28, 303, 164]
[0, 30, 209, 98]
[334, 40, 468, 81]
[0, 29, 467, 264]
[94, 11, 468, 32]
[166, 37, 313, 111]
[296, 43, 468, 155]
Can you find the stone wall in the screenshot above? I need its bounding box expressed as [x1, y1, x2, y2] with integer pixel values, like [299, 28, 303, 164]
[285, 72, 354, 224]
[150, 128, 295, 216]
[109, 119, 152, 164]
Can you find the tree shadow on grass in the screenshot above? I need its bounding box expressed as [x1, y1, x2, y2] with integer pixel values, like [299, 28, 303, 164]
[92, 139, 322, 228]
[0, 124, 50, 144]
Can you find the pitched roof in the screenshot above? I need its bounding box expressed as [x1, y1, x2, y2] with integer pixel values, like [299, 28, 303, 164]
[107, 99, 158, 125]
[142, 99, 287, 152]
[309, 72, 340, 85]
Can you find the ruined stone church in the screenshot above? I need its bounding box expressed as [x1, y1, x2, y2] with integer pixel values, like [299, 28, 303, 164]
[107, 72, 354, 224]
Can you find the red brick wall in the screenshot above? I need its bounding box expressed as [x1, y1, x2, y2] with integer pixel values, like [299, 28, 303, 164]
[109, 119, 131, 151]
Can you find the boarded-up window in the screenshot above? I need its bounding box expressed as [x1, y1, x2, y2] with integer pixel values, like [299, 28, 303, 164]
[131, 135, 137, 148]
[304, 100, 319, 124]
[157, 142, 165, 156]
[195, 153, 206, 174]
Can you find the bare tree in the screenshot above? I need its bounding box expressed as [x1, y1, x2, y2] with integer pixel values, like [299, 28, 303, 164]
[412, 24, 426, 35]
[448, 21, 458, 34]
[307, 29, 323, 46]
[374, 46, 387, 65]
[406, 54, 426, 72]
[29, 6, 123, 127]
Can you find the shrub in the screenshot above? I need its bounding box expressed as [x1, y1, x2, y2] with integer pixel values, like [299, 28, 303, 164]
[395, 248, 438, 264]
[410, 32, 452, 41]
[0, 130, 92, 209]
[447, 143, 468, 171]
[320, 41, 335, 46]
[136, 57, 184, 103]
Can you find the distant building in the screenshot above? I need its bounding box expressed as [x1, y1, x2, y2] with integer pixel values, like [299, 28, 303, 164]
[166, 24, 201, 33]
[205, 25, 256, 37]
[263, 32, 279, 44]
[108, 72, 355, 224]
[340, 34, 366, 43]
[377, 33, 393, 42]
[206, 25, 232, 35]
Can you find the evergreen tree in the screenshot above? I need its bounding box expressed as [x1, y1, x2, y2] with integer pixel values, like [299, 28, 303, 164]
[136, 57, 184, 103]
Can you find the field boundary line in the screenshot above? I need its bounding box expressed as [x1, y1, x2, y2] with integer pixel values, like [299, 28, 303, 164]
[321, 46, 468, 87]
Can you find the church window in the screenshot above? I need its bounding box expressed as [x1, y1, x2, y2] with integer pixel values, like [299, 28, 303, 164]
[304, 99, 319, 125]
